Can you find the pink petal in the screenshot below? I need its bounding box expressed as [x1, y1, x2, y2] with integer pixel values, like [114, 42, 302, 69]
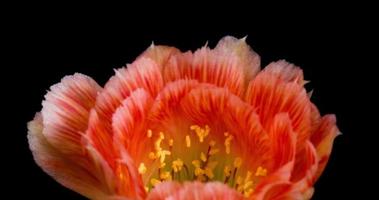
[41, 73, 101, 156]
[263, 60, 304, 85]
[112, 89, 154, 162]
[147, 181, 244, 200]
[163, 36, 260, 97]
[245, 69, 312, 149]
[27, 113, 110, 199]
[310, 114, 339, 180]
[267, 113, 297, 171]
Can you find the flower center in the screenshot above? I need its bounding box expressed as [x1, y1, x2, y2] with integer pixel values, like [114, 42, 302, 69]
[137, 124, 268, 197]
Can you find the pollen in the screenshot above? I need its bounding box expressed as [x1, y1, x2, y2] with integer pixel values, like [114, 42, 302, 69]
[138, 163, 147, 174]
[150, 178, 161, 187]
[186, 135, 191, 147]
[224, 134, 234, 154]
[172, 159, 184, 172]
[234, 157, 242, 168]
[147, 129, 153, 138]
[255, 166, 267, 177]
[191, 124, 210, 143]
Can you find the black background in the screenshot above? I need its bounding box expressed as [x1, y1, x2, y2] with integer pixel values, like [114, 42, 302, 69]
[5, 8, 373, 200]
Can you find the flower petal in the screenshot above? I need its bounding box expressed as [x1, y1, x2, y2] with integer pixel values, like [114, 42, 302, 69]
[27, 113, 110, 199]
[310, 114, 339, 180]
[163, 36, 259, 96]
[245, 69, 312, 148]
[95, 58, 164, 120]
[263, 60, 304, 85]
[267, 113, 297, 171]
[147, 181, 244, 200]
[87, 58, 163, 165]
[138, 44, 181, 72]
[112, 89, 154, 161]
[41, 73, 101, 156]
[180, 86, 270, 169]
[215, 36, 261, 85]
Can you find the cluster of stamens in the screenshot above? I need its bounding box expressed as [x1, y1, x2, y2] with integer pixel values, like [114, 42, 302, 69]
[136, 125, 268, 197]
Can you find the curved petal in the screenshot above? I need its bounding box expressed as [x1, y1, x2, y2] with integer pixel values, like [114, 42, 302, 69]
[147, 181, 244, 200]
[95, 58, 164, 120]
[180, 87, 270, 169]
[267, 113, 297, 171]
[41, 73, 101, 156]
[245, 69, 312, 148]
[250, 163, 294, 200]
[310, 114, 339, 180]
[138, 44, 181, 72]
[215, 36, 261, 85]
[112, 89, 154, 161]
[27, 113, 110, 199]
[87, 58, 164, 165]
[263, 60, 304, 85]
[163, 36, 260, 97]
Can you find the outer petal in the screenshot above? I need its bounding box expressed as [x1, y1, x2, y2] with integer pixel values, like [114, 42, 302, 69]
[245, 69, 312, 148]
[41, 73, 101, 156]
[163, 36, 260, 96]
[27, 113, 110, 199]
[147, 181, 244, 200]
[138, 44, 181, 72]
[310, 114, 339, 180]
[87, 58, 164, 165]
[262, 60, 304, 85]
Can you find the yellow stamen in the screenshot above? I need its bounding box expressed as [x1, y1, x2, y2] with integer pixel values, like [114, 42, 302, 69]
[150, 178, 161, 187]
[224, 135, 233, 154]
[209, 148, 220, 155]
[255, 166, 267, 177]
[192, 160, 201, 168]
[169, 139, 174, 147]
[234, 157, 242, 168]
[191, 124, 210, 143]
[160, 171, 172, 180]
[200, 152, 207, 162]
[138, 163, 147, 174]
[224, 165, 232, 177]
[172, 159, 184, 172]
[186, 135, 191, 147]
[147, 129, 153, 138]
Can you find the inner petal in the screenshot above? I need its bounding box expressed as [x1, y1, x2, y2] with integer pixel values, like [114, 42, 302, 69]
[129, 84, 272, 197]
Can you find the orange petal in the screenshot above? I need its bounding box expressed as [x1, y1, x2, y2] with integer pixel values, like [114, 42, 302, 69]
[245, 69, 312, 148]
[27, 113, 110, 199]
[138, 44, 181, 72]
[88, 58, 163, 165]
[180, 86, 270, 167]
[263, 60, 304, 85]
[268, 113, 297, 171]
[163, 36, 260, 96]
[251, 162, 294, 200]
[41, 73, 101, 156]
[147, 181, 244, 200]
[148, 79, 200, 124]
[112, 89, 153, 161]
[95, 57, 163, 120]
[310, 114, 339, 180]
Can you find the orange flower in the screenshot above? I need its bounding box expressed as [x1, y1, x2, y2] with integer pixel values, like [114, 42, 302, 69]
[27, 36, 339, 199]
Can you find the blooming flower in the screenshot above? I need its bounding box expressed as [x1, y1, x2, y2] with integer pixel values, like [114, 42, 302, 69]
[28, 36, 339, 200]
